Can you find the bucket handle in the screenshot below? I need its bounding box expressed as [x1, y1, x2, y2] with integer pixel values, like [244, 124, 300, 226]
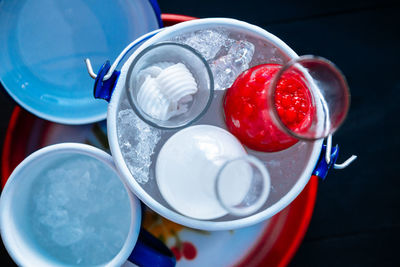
[84, 29, 163, 102]
[326, 134, 357, 168]
[85, 29, 163, 81]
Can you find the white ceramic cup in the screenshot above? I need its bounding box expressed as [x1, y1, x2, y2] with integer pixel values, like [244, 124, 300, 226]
[0, 143, 175, 267]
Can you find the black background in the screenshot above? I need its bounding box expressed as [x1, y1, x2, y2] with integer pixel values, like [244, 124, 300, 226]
[1, 0, 399, 266]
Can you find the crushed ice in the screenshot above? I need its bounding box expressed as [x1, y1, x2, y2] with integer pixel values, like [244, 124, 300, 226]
[117, 106, 161, 184]
[172, 29, 255, 90]
[172, 29, 233, 60]
[209, 40, 255, 90]
[30, 155, 131, 265]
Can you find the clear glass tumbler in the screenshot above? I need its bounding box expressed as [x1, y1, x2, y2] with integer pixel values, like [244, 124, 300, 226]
[125, 42, 214, 129]
[215, 155, 271, 216]
[269, 55, 350, 140]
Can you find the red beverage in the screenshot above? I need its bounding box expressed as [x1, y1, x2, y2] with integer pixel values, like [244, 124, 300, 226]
[223, 64, 314, 152]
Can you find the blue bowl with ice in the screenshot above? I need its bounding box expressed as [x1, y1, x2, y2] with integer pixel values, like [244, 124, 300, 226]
[0, 144, 140, 266]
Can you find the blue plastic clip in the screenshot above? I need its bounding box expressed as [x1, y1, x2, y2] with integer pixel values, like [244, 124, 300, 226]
[93, 61, 120, 102]
[312, 144, 339, 180]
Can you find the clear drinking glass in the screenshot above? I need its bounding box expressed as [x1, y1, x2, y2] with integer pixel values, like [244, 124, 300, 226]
[215, 155, 271, 216]
[125, 42, 214, 129]
[268, 55, 350, 140]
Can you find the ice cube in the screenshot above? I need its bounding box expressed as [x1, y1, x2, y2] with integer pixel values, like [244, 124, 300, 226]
[210, 56, 240, 91]
[210, 40, 255, 90]
[173, 29, 234, 60]
[229, 40, 255, 68]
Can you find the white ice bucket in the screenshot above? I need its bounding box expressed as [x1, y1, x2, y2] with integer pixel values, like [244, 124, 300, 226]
[96, 18, 324, 230]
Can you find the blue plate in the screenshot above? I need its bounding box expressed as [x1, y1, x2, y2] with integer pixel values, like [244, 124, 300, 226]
[0, 0, 161, 124]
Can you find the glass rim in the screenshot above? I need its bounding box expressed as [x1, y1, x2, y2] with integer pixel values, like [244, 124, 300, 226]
[214, 155, 271, 217]
[125, 41, 215, 130]
[268, 55, 351, 141]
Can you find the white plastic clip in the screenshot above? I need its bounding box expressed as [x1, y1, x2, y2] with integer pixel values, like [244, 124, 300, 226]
[333, 155, 357, 169]
[325, 134, 357, 169]
[85, 59, 97, 79]
[325, 134, 333, 165]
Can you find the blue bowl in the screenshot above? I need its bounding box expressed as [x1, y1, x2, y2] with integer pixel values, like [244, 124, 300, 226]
[0, 0, 161, 124]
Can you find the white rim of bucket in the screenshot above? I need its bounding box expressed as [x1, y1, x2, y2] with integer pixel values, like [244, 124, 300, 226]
[0, 143, 141, 266]
[108, 18, 323, 231]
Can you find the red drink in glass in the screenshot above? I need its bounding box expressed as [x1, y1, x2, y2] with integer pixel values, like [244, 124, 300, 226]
[223, 64, 314, 152]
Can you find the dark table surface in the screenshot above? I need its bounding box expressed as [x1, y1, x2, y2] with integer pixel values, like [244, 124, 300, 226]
[1, 0, 399, 266]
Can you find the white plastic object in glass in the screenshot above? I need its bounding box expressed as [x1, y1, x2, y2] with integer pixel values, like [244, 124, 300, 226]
[125, 42, 214, 129]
